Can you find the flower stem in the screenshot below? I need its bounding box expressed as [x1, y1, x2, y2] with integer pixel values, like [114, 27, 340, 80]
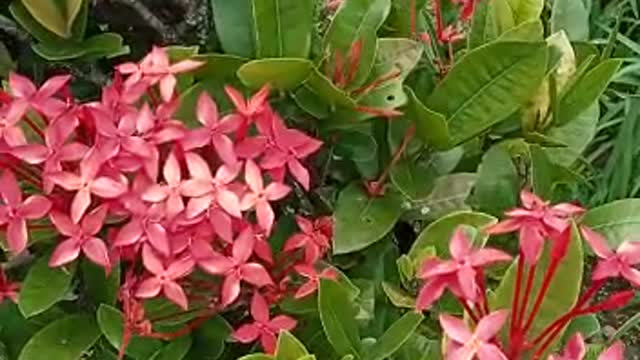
[517, 263, 537, 331]
[510, 255, 524, 338]
[366, 123, 415, 196]
[24, 115, 45, 141]
[522, 260, 560, 335]
[477, 269, 490, 316]
[456, 295, 480, 323]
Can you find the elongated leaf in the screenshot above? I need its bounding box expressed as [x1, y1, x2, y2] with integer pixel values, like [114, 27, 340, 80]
[324, 0, 392, 88]
[367, 312, 423, 360]
[21, 0, 83, 38]
[551, 0, 589, 41]
[82, 261, 120, 306]
[497, 19, 543, 42]
[582, 199, 640, 248]
[390, 156, 438, 201]
[301, 67, 357, 108]
[275, 331, 308, 360]
[237, 355, 274, 360]
[186, 316, 230, 360]
[211, 0, 255, 57]
[562, 315, 600, 343]
[427, 42, 547, 145]
[468, 0, 515, 48]
[9, 0, 87, 43]
[193, 53, 247, 80]
[18, 314, 100, 360]
[507, 0, 543, 24]
[381, 282, 416, 309]
[470, 144, 520, 216]
[149, 336, 191, 360]
[492, 223, 583, 347]
[544, 103, 598, 166]
[333, 183, 403, 254]
[32, 32, 129, 61]
[318, 279, 361, 358]
[556, 59, 622, 125]
[251, 0, 313, 58]
[406, 87, 450, 150]
[237, 58, 313, 90]
[19, 258, 75, 318]
[97, 305, 163, 359]
[415, 173, 477, 220]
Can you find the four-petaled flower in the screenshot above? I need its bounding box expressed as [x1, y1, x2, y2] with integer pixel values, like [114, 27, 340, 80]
[293, 264, 338, 299]
[233, 292, 297, 354]
[8, 73, 69, 119]
[0, 170, 51, 254]
[135, 245, 194, 310]
[580, 227, 640, 286]
[240, 160, 290, 233]
[551, 333, 624, 360]
[440, 310, 509, 360]
[143, 151, 197, 218]
[284, 215, 333, 263]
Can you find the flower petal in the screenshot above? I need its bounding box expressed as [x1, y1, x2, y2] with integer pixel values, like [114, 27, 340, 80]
[82, 237, 111, 269]
[49, 238, 81, 267]
[221, 273, 241, 307]
[136, 277, 162, 298]
[240, 263, 273, 287]
[18, 195, 51, 219]
[7, 219, 27, 254]
[163, 281, 189, 310]
[233, 324, 260, 343]
[475, 310, 509, 341]
[439, 314, 472, 344]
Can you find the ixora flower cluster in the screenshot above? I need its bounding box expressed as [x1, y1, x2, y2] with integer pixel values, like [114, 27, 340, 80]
[0, 46, 335, 354]
[416, 190, 632, 360]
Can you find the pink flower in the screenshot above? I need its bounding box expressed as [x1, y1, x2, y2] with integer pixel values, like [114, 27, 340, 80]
[0, 269, 19, 304]
[0, 170, 51, 254]
[199, 227, 273, 307]
[293, 264, 337, 299]
[233, 292, 297, 354]
[240, 160, 291, 233]
[118, 46, 203, 102]
[485, 190, 584, 265]
[135, 245, 194, 310]
[598, 342, 625, 360]
[417, 227, 511, 304]
[90, 106, 153, 161]
[580, 227, 640, 286]
[284, 215, 333, 263]
[114, 199, 170, 256]
[440, 310, 509, 360]
[225, 85, 270, 120]
[49, 204, 111, 269]
[142, 151, 196, 217]
[550, 333, 586, 360]
[182, 93, 241, 165]
[8, 72, 69, 118]
[0, 103, 27, 146]
[49, 149, 128, 223]
[260, 114, 322, 190]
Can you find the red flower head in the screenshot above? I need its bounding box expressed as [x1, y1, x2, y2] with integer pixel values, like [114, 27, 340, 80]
[581, 227, 640, 286]
[440, 310, 509, 360]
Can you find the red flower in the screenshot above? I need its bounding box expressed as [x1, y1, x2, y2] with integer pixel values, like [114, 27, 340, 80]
[581, 227, 640, 286]
[440, 310, 509, 360]
[114, 199, 170, 256]
[142, 151, 196, 218]
[284, 215, 333, 263]
[240, 160, 290, 233]
[550, 333, 586, 360]
[233, 292, 297, 354]
[0, 170, 51, 253]
[293, 264, 337, 299]
[8, 72, 69, 118]
[135, 245, 194, 310]
[49, 204, 111, 270]
[225, 85, 270, 121]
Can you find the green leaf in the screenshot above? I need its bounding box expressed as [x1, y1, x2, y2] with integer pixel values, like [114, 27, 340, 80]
[497, 19, 543, 42]
[468, 0, 516, 48]
[550, 0, 590, 41]
[492, 223, 583, 346]
[582, 199, 640, 248]
[324, 0, 392, 88]
[186, 316, 230, 360]
[529, 144, 556, 199]
[18, 314, 100, 360]
[0, 42, 15, 77]
[211, 0, 255, 57]
[367, 312, 423, 360]
[562, 315, 600, 343]
[390, 156, 438, 201]
[237, 58, 313, 90]
[32, 33, 129, 61]
[300, 67, 357, 108]
[237, 355, 274, 360]
[427, 42, 547, 146]
[275, 331, 308, 360]
[149, 336, 191, 360]
[333, 182, 403, 254]
[556, 59, 622, 126]
[543, 103, 598, 166]
[470, 144, 520, 216]
[507, 0, 543, 24]
[20, 0, 83, 38]
[611, 312, 640, 342]
[82, 260, 120, 306]
[251, 0, 313, 58]
[97, 305, 163, 359]
[394, 333, 441, 360]
[381, 282, 416, 309]
[412, 173, 477, 221]
[318, 279, 361, 358]
[406, 87, 450, 150]
[333, 130, 378, 163]
[408, 211, 497, 267]
[19, 258, 75, 318]
[193, 53, 247, 81]
[9, 1, 84, 44]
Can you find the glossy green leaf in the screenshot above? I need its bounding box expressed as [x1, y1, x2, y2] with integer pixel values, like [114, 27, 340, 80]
[390, 156, 438, 201]
[333, 130, 378, 163]
[582, 199, 640, 248]
[251, 0, 313, 58]
[318, 279, 361, 358]
[367, 312, 423, 360]
[193, 53, 247, 80]
[211, 0, 255, 57]
[544, 103, 598, 166]
[21, 0, 83, 38]
[551, 0, 590, 41]
[301, 67, 357, 108]
[427, 42, 547, 146]
[149, 336, 191, 360]
[82, 260, 120, 306]
[417, 173, 477, 220]
[333, 182, 403, 254]
[406, 87, 450, 150]
[237, 58, 312, 90]
[275, 331, 308, 360]
[470, 144, 520, 216]
[19, 258, 75, 318]
[556, 59, 622, 126]
[394, 333, 441, 360]
[9, 0, 87, 44]
[408, 211, 497, 266]
[529, 144, 556, 200]
[381, 282, 415, 309]
[186, 316, 231, 360]
[18, 314, 100, 360]
[97, 305, 163, 359]
[324, 0, 392, 88]
[507, 0, 543, 24]
[492, 223, 583, 345]
[32, 32, 129, 61]
[562, 315, 600, 343]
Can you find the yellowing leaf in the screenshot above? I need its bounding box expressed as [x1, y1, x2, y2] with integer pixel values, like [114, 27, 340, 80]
[21, 0, 84, 38]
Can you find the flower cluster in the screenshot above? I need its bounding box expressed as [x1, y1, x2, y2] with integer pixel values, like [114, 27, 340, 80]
[416, 190, 633, 359]
[0, 46, 334, 354]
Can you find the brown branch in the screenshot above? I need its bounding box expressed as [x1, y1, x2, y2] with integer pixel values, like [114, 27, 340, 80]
[111, 0, 178, 43]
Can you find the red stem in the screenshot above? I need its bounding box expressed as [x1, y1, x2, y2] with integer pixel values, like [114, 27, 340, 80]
[367, 124, 415, 196]
[522, 260, 560, 335]
[410, 0, 417, 37]
[517, 264, 537, 332]
[477, 269, 490, 316]
[351, 70, 402, 97]
[432, 0, 444, 41]
[456, 296, 479, 323]
[23, 116, 45, 141]
[510, 255, 524, 339]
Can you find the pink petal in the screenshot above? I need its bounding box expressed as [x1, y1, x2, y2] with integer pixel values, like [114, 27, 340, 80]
[142, 184, 169, 202]
[142, 245, 165, 275]
[7, 219, 27, 254]
[620, 265, 640, 287]
[248, 85, 270, 114]
[11, 144, 48, 164]
[260, 332, 278, 355]
[181, 128, 210, 151]
[90, 177, 127, 198]
[18, 195, 51, 219]
[81, 204, 108, 235]
[520, 189, 544, 209]
[163, 281, 189, 310]
[484, 218, 521, 235]
[170, 59, 204, 73]
[265, 182, 290, 201]
[469, 248, 512, 267]
[580, 226, 614, 259]
[287, 158, 310, 190]
[233, 324, 260, 343]
[49, 238, 81, 267]
[256, 201, 275, 234]
[235, 136, 268, 158]
[476, 344, 508, 360]
[146, 223, 171, 256]
[618, 241, 640, 265]
[250, 292, 270, 323]
[592, 259, 621, 280]
[599, 341, 624, 360]
[82, 237, 111, 269]
[185, 152, 212, 180]
[221, 273, 241, 307]
[233, 227, 256, 263]
[196, 92, 218, 127]
[416, 278, 447, 311]
[49, 171, 83, 191]
[439, 314, 472, 344]
[122, 137, 152, 158]
[520, 226, 545, 265]
[245, 160, 264, 193]
[209, 209, 233, 243]
[212, 134, 237, 166]
[3, 126, 26, 146]
[456, 265, 478, 301]
[186, 195, 213, 218]
[166, 257, 195, 279]
[449, 227, 472, 260]
[240, 263, 273, 287]
[0, 171, 21, 206]
[166, 193, 185, 217]
[295, 280, 318, 299]
[136, 277, 162, 298]
[199, 253, 234, 275]
[563, 333, 586, 359]
[71, 187, 92, 224]
[216, 190, 241, 218]
[49, 211, 78, 236]
[114, 220, 143, 246]
[181, 179, 213, 197]
[163, 152, 182, 186]
[475, 310, 509, 341]
[159, 75, 177, 102]
[269, 315, 297, 331]
[448, 346, 476, 360]
[9, 72, 36, 98]
[224, 85, 247, 112]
